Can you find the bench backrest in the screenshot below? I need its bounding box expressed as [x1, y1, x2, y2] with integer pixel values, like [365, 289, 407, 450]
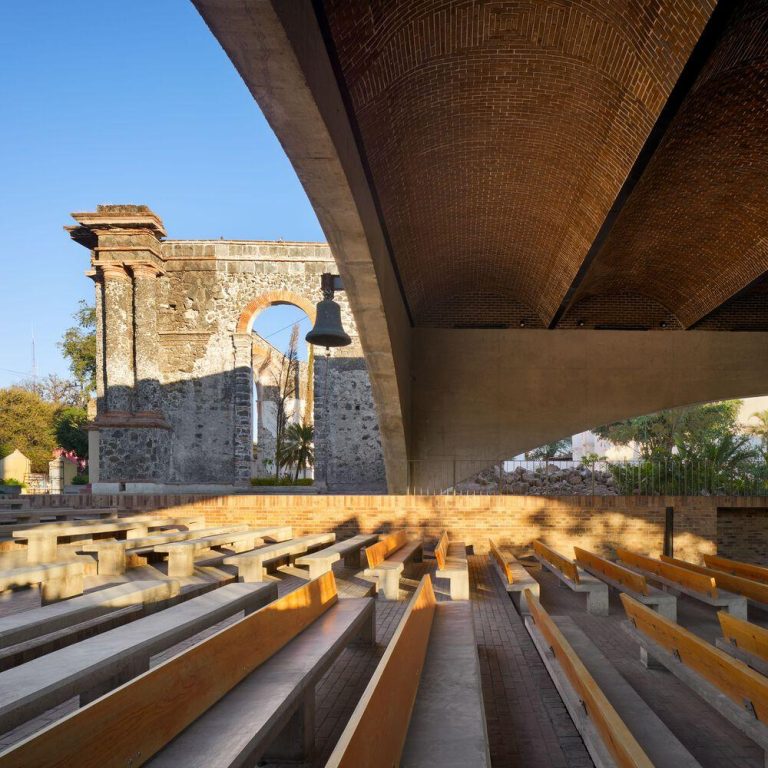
[616, 548, 717, 599]
[489, 539, 513, 584]
[1, 571, 339, 768]
[365, 530, 408, 569]
[661, 555, 768, 605]
[574, 547, 648, 596]
[526, 589, 653, 768]
[434, 531, 449, 570]
[719, 611, 768, 663]
[705, 554, 768, 584]
[621, 593, 768, 725]
[532, 540, 579, 583]
[325, 575, 437, 767]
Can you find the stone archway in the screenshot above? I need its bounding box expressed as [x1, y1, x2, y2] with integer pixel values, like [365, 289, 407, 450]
[236, 290, 316, 334]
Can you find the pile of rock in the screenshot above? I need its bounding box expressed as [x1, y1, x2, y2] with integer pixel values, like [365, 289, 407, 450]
[454, 463, 618, 496]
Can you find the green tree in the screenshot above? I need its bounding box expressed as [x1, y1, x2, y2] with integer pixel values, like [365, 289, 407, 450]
[746, 409, 768, 459]
[53, 407, 89, 458]
[525, 438, 572, 460]
[19, 374, 83, 407]
[58, 301, 97, 403]
[0, 387, 58, 472]
[594, 401, 742, 460]
[277, 423, 314, 481]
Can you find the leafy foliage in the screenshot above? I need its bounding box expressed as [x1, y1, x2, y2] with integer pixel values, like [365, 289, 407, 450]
[19, 374, 84, 407]
[277, 423, 315, 481]
[58, 300, 97, 403]
[525, 438, 572, 460]
[250, 477, 313, 486]
[0, 388, 58, 472]
[53, 407, 89, 459]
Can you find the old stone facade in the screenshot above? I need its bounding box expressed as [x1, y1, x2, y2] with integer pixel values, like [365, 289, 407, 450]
[68, 205, 386, 492]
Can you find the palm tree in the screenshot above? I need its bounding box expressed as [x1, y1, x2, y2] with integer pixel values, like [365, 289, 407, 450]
[746, 409, 768, 460]
[277, 423, 315, 481]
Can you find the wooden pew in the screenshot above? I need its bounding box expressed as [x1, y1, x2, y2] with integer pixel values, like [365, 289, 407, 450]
[155, 526, 293, 577]
[704, 553, 768, 584]
[662, 554, 768, 613]
[363, 530, 423, 600]
[616, 548, 747, 618]
[621, 593, 768, 764]
[532, 540, 608, 616]
[434, 531, 469, 600]
[223, 532, 336, 582]
[526, 590, 699, 768]
[0, 582, 277, 734]
[326, 575, 491, 767]
[294, 532, 380, 579]
[0, 572, 375, 768]
[0, 560, 85, 604]
[488, 538, 539, 613]
[716, 612, 768, 676]
[574, 547, 677, 620]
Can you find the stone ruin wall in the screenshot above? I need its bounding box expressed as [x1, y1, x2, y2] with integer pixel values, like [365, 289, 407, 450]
[71, 207, 386, 492]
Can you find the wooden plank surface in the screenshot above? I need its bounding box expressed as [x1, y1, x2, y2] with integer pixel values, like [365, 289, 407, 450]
[365, 530, 408, 569]
[489, 539, 513, 584]
[622, 593, 768, 726]
[705, 554, 768, 585]
[526, 590, 653, 768]
[533, 540, 579, 583]
[0, 571, 339, 768]
[325, 575, 437, 768]
[719, 612, 768, 663]
[662, 555, 768, 605]
[574, 548, 648, 596]
[616, 548, 717, 599]
[434, 532, 449, 570]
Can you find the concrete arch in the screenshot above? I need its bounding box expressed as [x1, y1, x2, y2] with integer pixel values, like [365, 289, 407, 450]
[236, 290, 316, 335]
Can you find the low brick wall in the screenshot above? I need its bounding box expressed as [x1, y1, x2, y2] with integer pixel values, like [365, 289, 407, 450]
[12, 493, 768, 564]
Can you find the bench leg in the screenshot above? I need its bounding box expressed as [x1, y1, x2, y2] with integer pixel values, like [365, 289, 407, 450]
[236, 561, 266, 582]
[728, 599, 749, 620]
[41, 572, 84, 604]
[343, 550, 361, 569]
[127, 525, 149, 539]
[229, 537, 257, 554]
[639, 646, 666, 671]
[654, 600, 677, 623]
[27, 536, 57, 564]
[379, 569, 401, 600]
[586, 590, 609, 617]
[308, 561, 332, 580]
[166, 549, 194, 578]
[449, 573, 470, 601]
[97, 547, 126, 576]
[265, 690, 315, 762]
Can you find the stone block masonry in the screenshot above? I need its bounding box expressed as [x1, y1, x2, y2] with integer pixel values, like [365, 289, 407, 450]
[67, 206, 386, 492]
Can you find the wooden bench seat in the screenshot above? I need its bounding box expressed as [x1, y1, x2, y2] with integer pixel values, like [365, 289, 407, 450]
[326, 575, 491, 767]
[363, 530, 423, 600]
[616, 548, 747, 618]
[716, 611, 768, 676]
[488, 538, 540, 613]
[224, 532, 335, 582]
[526, 590, 699, 768]
[434, 531, 470, 600]
[79, 526, 249, 576]
[0, 573, 374, 768]
[575, 547, 677, 621]
[155, 526, 293, 577]
[0, 580, 179, 648]
[704, 553, 768, 584]
[0, 560, 85, 604]
[532, 540, 609, 616]
[294, 532, 380, 579]
[622, 593, 768, 765]
[0, 581, 277, 734]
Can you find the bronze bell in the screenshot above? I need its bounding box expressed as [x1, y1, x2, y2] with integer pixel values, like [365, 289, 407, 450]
[306, 296, 351, 348]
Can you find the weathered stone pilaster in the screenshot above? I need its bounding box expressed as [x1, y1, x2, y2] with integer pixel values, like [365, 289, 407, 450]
[232, 333, 254, 486]
[132, 263, 163, 414]
[100, 264, 134, 413]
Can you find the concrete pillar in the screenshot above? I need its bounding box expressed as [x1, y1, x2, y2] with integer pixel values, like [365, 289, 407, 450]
[232, 333, 254, 486]
[131, 264, 163, 414]
[100, 264, 134, 414]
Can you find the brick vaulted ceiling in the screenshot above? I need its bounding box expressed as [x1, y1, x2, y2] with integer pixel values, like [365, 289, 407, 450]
[317, 0, 768, 331]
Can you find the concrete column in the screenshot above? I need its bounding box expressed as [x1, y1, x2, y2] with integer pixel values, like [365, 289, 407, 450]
[100, 264, 134, 413]
[232, 333, 254, 485]
[131, 264, 163, 414]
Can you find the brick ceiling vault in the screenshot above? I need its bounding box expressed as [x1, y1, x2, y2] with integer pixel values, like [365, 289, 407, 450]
[319, 0, 715, 328]
[569, 1, 768, 330]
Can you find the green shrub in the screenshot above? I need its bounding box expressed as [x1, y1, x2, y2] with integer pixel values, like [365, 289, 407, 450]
[71, 474, 89, 485]
[250, 477, 313, 487]
[0, 478, 24, 487]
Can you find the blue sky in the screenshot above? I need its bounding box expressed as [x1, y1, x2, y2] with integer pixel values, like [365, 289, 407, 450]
[0, 1, 321, 386]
